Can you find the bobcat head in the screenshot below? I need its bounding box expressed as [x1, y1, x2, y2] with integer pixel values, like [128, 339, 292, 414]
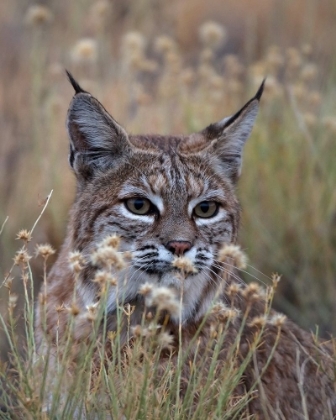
[64, 72, 264, 323]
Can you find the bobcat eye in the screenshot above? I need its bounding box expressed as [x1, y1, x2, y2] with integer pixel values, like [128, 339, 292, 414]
[125, 198, 153, 215]
[193, 201, 219, 218]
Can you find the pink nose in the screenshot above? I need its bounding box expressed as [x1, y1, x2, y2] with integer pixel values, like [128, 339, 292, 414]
[166, 241, 192, 256]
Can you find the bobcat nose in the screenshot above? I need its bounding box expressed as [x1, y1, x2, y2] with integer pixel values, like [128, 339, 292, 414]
[166, 241, 192, 256]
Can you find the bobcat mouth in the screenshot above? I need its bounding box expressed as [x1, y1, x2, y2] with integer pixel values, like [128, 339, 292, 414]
[133, 261, 200, 276]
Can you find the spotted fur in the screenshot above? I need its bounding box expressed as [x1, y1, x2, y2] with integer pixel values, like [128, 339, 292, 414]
[36, 75, 336, 418]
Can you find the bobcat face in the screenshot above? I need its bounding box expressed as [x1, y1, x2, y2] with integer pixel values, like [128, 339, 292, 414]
[73, 147, 240, 320]
[66, 72, 263, 322]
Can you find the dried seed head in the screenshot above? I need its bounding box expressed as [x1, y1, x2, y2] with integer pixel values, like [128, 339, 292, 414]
[16, 230, 32, 242]
[244, 282, 262, 296]
[227, 282, 242, 297]
[86, 302, 99, 321]
[91, 246, 125, 270]
[69, 251, 86, 264]
[249, 315, 267, 328]
[138, 282, 154, 296]
[86, 302, 99, 313]
[25, 5, 53, 26]
[134, 323, 160, 338]
[218, 244, 247, 269]
[55, 304, 65, 313]
[36, 244, 55, 259]
[261, 286, 273, 303]
[211, 301, 229, 315]
[199, 21, 226, 49]
[14, 248, 32, 266]
[211, 302, 240, 322]
[271, 274, 281, 289]
[172, 256, 198, 274]
[146, 286, 180, 317]
[157, 331, 174, 350]
[71, 38, 98, 63]
[93, 270, 116, 286]
[100, 234, 121, 250]
[69, 251, 86, 273]
[242, 285, 262, 302]
[269, 313, 287, 328]
[71, 261, 83, 274]
[67, 303, 81, 317]
[123, 303, 135, 316]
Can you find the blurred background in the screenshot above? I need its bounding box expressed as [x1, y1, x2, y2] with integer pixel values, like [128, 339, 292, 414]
[1, 0, 336, 360]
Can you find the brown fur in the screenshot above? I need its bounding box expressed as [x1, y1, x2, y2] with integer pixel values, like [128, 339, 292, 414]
[35, 75, 336, 418]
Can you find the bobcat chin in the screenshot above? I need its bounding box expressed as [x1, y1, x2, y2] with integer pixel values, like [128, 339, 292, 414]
[35, 73, 336, 418]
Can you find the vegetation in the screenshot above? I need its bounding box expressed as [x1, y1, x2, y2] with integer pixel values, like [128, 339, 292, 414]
[1, 0, 336, 417]
[0, 225, 290, 418]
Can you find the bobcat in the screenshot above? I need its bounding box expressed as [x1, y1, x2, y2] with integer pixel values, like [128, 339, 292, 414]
[36, 72, 336, 418]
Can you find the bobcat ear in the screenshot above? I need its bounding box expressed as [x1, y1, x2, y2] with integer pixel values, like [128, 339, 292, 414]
[203, 80, 265, 182]
[66, 71, 131, 180]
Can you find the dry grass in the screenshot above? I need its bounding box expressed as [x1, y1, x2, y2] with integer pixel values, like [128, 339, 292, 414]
[0, 231, 290, 418]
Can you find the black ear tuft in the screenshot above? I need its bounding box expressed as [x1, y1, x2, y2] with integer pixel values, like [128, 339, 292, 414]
[65, 70, 87, 94]
[255, 78, 266, 101]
